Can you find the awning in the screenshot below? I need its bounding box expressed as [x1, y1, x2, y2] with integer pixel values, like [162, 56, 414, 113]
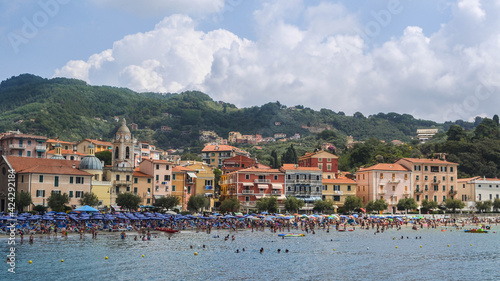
[271, 184, 282, 189]
[187, 172, 197, 178]
[154, 195, 164, 199]
[258, 184, 269, 189]
[242, 182, 254, 186]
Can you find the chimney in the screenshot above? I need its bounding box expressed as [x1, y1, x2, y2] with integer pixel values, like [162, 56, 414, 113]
[72, 164, 76, 169]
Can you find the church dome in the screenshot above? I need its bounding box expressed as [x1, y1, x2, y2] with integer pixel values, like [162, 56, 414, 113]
[79, 155, 103, 170]
[117, 118, 130, 134]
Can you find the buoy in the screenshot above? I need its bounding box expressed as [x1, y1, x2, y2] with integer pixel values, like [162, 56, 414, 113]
[392, 237, 395, 240]
[142, 255, 145, 257]
[470, 244, 472, 246]
[29, 260, 32, 264]
[420, 246, 422, 248]
[333, 249, 336, 251]
[194, 252, 198, 256]
[447, 244, 450, 247]
[395, 246, 398, 249]
[105, 256, 108, 260]
[61, 259, 64, 262]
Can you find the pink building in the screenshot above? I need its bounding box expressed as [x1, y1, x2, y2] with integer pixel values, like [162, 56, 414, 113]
[356, 163, 412, 213]
[139, 159, 173, 202]
[0, 131, 47, 158]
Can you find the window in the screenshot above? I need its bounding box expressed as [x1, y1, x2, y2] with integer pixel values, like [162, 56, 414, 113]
[450, 167, 454, 172]
[147, 179, 151, 184]
[442, 185, 446, 191]
[116, 175, 120, 181]
[380, 173, 384, 179]
[245, 174, 250, 180]
[392, 186, 396, 191]
[69, 176, 74, 184]
[425, 185, 428, 191]
[316, 186, 320, 192]
[147, 188, 150, 195]
[433, 195, 437, 202]
[126, 175, 130, 182]
[478, 194, 481, 200]
[416, 175, 419, 180]
[54, 176, 59, 187]
[155, 186, 159, 191]
[425, 195, 428, 200]
[134, 178, 138, 184]
[442, 176, 446, 181]
[490, 194, 493, 200]
[245, 196, 250, 202]
[334, 185, 340, 191]
[424, 176, 428, 180]
[116, 186, 120, 194]
[392, 173, 395, 180]
[211, 153, 215, 157]
[318, 158, 322, 162]
[36, 190, 45, 197]
[39, 175, 44, 183]
[75, 191, 83, 198]
[318, 164, 322, 170]
[404, 174, 408, 180]
[416, 195, 420, 201]
[21, 175, 24, 183]
[69, 191, 73, 198]
[187, 186, 191, 194]
[416, 185, 420, 191]
[333, 195, 340, 201]
[443, 196, 446, 202]
[164, 175, 168, 181]
[434, 185, 438, 191]
[147, 198, 151, 204]
[125, 147, 130, 159]
[27, 151, 31, 157]
[76, 177, 84, 184]
[424, 166, 428, 171]
[327, 164, 331, 171]
[431, 166, 439, 172]
[173, 174, 176, 180]
[126, 186, 130, 192]
[28, 140, 31, 146]
[52, 190, 61, 195]
[165, 187, 168, 192]
[347, 185, 351, 191]
[18, 151, 22, 157]
[156, 175, 159, 181]
[322, 185, 326, 191]
[156, 164, 159, 170]
[172, 186, 176, 192]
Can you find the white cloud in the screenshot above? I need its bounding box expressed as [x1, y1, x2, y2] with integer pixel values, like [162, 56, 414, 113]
[55, 1, 500, 122]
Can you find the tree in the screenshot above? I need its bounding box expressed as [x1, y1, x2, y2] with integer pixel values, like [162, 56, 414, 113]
[313, 199, 334, 213]
[47, 192, 70, 212]
[33, 205, 47, 214]
[95, 150, 112, 166]
[493, 198, 500, 212]
[181, 153, 202, 161]
[255, 197, 278, 213]
[283, 197, 305, 213]
[444, 198, 465, 213]
[373, 199, 389, 213]
[116, 192, 142, 211]
[154, 196, 180, 210]
[475, 200, 492, 213]
[187, 195, 207, 213]
[474, 118, 500, 139]
[220, 198, 240, 213]
[343, 196, 363, 213]
[365, 201, 376, 212]
[494, 114, 499, 126]
[15, 192, 32, 212]
[446, 125, 467, 142]
[281, 144, 298, 164]
[79, 192, 99, 207]
[421, 199, 438, 213]
[270, 150, 280, 169]
[396, 198, 418, 213]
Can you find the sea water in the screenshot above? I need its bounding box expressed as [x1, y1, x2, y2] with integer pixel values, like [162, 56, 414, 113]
[1, 225, 500, 281]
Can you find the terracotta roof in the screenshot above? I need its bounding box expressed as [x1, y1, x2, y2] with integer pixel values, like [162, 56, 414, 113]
[398, 158, 458, 165]
[5, 156, 92, 176]
[239, 167, 282, 173]
[323, 177, 357, 184]
[457, 176, 481, 182]
[202, 144, 248, 154]
[173, 166, 195, 172]
[298, 150, 338, 161]
[358, 163, 410, 172]
[81, 139, 113, 147]
[46, 139, 75, 145]
[133, 170, 152, 177]
[281, 164, 321, 171]
[1, 133, 47, 140]
[47, 149, 87, 156]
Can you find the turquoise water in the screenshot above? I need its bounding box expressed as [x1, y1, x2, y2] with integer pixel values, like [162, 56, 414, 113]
[1, 226, 500, 281]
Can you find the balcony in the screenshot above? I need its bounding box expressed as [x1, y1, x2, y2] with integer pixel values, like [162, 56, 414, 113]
[92, 180, 111, 186]
[271, 190, 282, 195]
[432, 180, 441, 185]
[242, 190, 254, 194]
[9, 144, 26, 149]
[403, 191, 410, 196]
[35, 145, 46, 152]
[334, 190, 343, 195]
[241, 201, 256, 207]
[115, 180, 132, 186]
[388, 179, 400, 184]
[254, 179, 271, 183]
[449, 190, 457, 196]
[414, 190, 423, 194]
[378, 190, 386, 195]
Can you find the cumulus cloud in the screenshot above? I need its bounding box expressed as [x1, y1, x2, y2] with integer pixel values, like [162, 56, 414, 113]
[55, 0, 500, 122]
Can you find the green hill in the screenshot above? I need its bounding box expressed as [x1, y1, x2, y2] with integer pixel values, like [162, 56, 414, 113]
[0, 74, 466, 150]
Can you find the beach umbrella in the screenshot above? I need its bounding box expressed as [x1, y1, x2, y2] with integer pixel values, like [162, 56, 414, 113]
[74, 205, 99, 212]
[260, 211, 269, 215]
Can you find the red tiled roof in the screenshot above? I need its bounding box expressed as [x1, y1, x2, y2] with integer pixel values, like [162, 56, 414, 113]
[173, 166, 195, 172]
[5, 156, 92, 176]
[281, 163, 321, 171]
[1, 133, 47, 140]
[398, 158, 458, 165]
[81, 139, 113, 147]
[239, 167, 282, 173]
[358, 163, 410, 172]
[133, 170, 152, 177]
[457, 176, 481, 182]
[202, 144, 248, 154]
[46, 139, 75, 145]
[47, 149, 87, 156]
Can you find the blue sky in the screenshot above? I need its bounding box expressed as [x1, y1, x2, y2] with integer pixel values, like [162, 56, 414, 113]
[1, 0, 498, 123]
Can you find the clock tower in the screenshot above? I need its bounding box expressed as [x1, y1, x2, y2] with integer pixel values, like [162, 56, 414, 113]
[112, 118, 133, 169]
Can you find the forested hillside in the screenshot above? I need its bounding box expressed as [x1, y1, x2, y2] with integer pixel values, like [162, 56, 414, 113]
[0, 74, 466, 150]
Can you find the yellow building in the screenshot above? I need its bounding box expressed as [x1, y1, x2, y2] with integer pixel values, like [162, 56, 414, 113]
[172, 166, 195, 211]
[185, 161, 215, 211]
[322, 177, 357, 211]
[79, 144, 112, 209]
[76, 139, 113, 155]
[201, 144, 250, 168]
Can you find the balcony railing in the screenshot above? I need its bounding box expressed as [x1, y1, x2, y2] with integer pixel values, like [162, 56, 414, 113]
[254, 179, 271, 183]
[378, 190, 386, 195]
[271, 191, 282, 195]
[414, 190, 423, 194]
[35, 145, 46, 152]
[241, 201, 256, 207]
[388, 179, 400, 184]
[334, 190, 343, 195]
[449, 190, 457, 196]
[9, 144, 25, 149]
[242, 190, 254, 194]
[115, 180, 132, 186]
[92, 180, 111, 186]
